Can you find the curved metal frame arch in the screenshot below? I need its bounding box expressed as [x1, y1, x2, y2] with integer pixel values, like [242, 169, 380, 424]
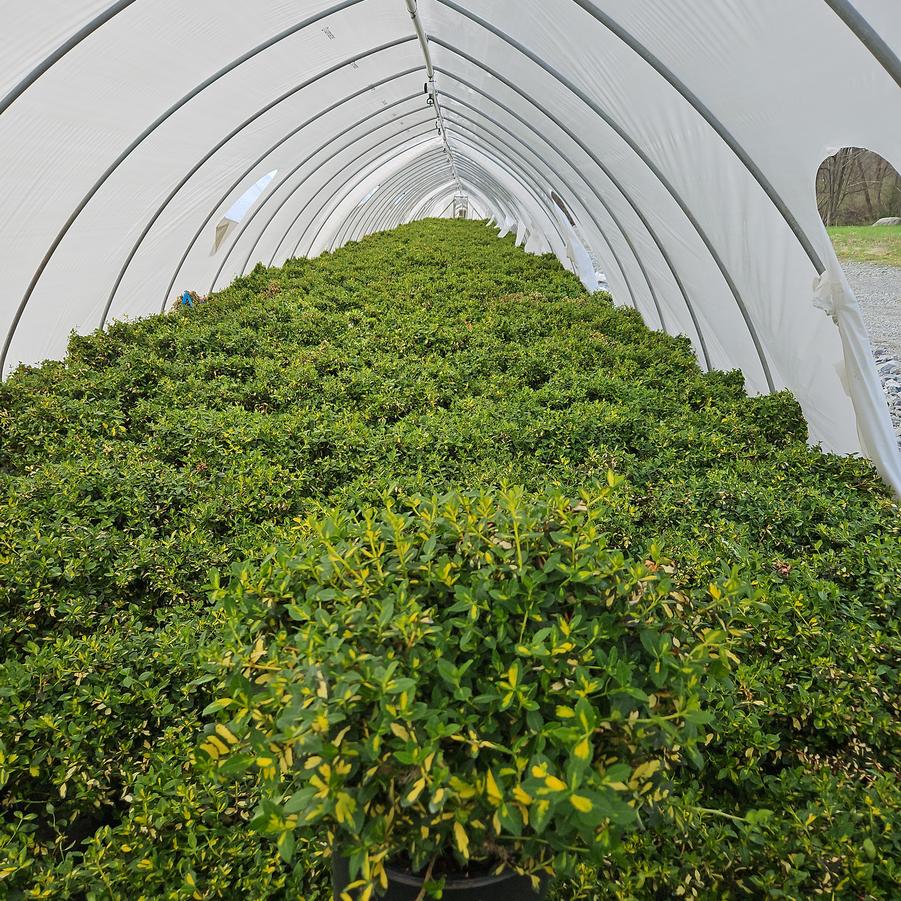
[374, 162, 535, 246]
[410, 183, 490, 221]
[410, 183, 497, 225]
[160, 67, 423, 311]
[446, 146, 574, 254]
[292, 147, 457, 259]
[387, 176, 475, 231]
[436, 95, 662, 317]
[322, 152, 517, 254]
[208, 112, 437, 291]
[337, 150, 561, 253]
[432, 197, 456, 218]
[447, 118, 664, 324]
[353, 149, 533, 239]
[290, 142, 464, 264]
[0, 0, 901, 373]
[354, 162, 455, 238]
[336, 137, 567, 245]
[428, 21, 775, 389]
[2, 0, 896, 380]
[214, 126, 441, 290]
[5, 0, 895, 136]
[352, 156, 452, 234]
[824, 0, 901, 88]
[407, 183, 469, 221]
[420, 188, 490, 222]
[386, 161, 530, 241]
[429, 52, 747, 381]
[327, 155, 458, 252]
[437, 92, 648, 317]
[410, 182, 484, 221]
[566, 0, 827, 272]
[387, 168, 510, 234]
[97, 36, 420, 326]
[438, 97, 645, 312]
[364, 159, 510, 236]
[0, 0, 140, 115]
[378, 129, 582, 264]
[255, 135, 444, 270]
[215, 121, 440, 278]
[231, 96, 424, 276]
[404, 184, 461, 222]
[337, 155, 496, 246]
[1, 0, 371, 372]
[160, 0, 899, 328]
[435, 72, 713, 364]
[398, 112, 588, 244]
[384, 168, 512, 237]
[416, 180, 503, 228]
[263, 133, 447, 269]
[440, 106, 663, 328]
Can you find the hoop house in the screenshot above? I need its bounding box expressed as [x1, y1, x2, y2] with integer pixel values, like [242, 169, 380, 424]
[0, 0, 899, 492]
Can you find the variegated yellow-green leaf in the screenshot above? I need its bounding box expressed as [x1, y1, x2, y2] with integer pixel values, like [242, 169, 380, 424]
[485, 769, 502, 806]
[206, 735, 228, 756]
[512, 785, 532, 806]
[569, 794, 592, 813]
[214, 723, 238, 746]
[544, 774, 567, 792]
[335, 793, 356, 825]
[453, 821, 470, 859]
[405, 776, 426, 804]
[631, 759, 661, 784]
[390, 723, 411, 742]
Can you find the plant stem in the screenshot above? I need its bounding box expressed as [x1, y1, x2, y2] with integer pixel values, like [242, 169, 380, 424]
[687, 805, 749, 824]
[414, 854, 438, 901]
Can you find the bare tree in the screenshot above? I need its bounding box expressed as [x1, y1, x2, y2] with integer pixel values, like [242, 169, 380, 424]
[818, 148, 862, 226]
[817, 148, 901, 226]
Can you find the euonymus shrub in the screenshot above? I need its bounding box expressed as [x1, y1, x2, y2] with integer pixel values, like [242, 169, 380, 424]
[207, 485, 737, 897]
[0, 219, 897, 897]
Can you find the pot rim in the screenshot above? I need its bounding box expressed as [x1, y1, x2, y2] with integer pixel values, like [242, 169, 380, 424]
[384, 865, 527, 889]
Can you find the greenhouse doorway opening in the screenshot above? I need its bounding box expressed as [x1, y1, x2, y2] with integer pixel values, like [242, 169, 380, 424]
[817, 148, 901, 227]
[453, 194, 470, 220]
[817, 148, 901, 444]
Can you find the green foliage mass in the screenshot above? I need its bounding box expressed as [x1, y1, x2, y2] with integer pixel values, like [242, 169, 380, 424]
[209, 485, 740, 897]
[0, 219, 898, 898]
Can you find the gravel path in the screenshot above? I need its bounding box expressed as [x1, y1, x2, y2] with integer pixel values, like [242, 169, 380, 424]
[842, 261, 901, 358]
[841, 260, 901, 446]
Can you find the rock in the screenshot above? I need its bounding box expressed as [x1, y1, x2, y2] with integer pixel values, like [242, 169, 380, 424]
[873, 217, 901, 226]
[870, 344, 901, 438]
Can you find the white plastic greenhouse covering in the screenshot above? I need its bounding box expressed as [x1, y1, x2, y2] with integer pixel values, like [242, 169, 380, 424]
[1, 1, 900, 494]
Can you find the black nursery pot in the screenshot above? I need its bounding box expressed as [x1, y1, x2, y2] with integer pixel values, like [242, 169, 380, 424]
[332, 854, 551, 901]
